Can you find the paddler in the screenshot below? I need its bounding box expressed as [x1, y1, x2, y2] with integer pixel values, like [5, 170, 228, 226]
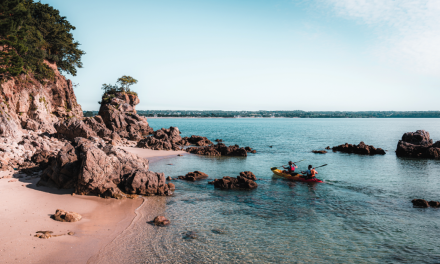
[302, 165, 318, 179]
[282, 161, 298, 175]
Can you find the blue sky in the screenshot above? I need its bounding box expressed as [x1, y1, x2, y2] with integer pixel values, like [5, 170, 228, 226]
[42, 0, 440, 111]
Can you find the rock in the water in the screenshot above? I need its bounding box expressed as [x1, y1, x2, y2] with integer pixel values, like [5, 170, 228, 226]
[396, 130, 440, 159]
[53, 209, 82, 222]
[312, 150, 327, 154]
[212, 171, 258, 190]
[168, 182, 175, 189]
[411, 199, 430, 208]
[166, 176, 172, 181]
[429, 201, 440, 208]
[137, 127, 184, 150]
[325, 146, 331, 150]
[153, 216, 170, 226]
[182, 231, 198, 239]
[184, 135, 213, 146]
[178, 171, 209, 181]
[332, 142, 385, 155]
[186, 143, 248, 157]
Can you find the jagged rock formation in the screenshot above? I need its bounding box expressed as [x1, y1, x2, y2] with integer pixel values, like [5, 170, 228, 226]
[38, 137, 171, 197]
[396, 130, 440, 159]
[332, 142, 386, 155]
[0, 131, 68, 171]
[98, 92, 153, 141]
[186, 143, 253, 157]
[137, 127, 185, 150]
[0, 61, 83, 137]
[212, 171, 258, 190]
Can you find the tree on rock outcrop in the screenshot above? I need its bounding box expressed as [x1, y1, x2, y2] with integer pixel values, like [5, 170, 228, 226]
[101, 75, 138, 102]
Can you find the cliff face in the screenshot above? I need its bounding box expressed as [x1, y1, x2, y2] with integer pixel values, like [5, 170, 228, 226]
[0, 61, 83, 138]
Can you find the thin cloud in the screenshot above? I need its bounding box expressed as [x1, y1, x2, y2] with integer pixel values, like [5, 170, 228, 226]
[322, 0, 440, 75]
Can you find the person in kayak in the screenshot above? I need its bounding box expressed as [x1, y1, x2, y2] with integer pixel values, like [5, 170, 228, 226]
[282, 161, 298, 175]
[302, 165, 318, 179]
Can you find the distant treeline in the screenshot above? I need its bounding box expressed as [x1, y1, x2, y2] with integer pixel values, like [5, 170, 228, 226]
[83, 110, 440, 118]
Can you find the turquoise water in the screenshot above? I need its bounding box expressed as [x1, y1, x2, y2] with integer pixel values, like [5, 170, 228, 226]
[98, 119, 440, 263]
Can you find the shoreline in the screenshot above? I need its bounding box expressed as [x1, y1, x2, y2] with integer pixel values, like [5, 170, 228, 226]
[0, 148, 185, 264]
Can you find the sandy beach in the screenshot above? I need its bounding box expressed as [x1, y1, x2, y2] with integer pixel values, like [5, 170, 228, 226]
[0, 148, 184, 264]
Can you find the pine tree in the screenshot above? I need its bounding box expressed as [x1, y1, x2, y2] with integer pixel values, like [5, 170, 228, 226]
[0, 0, 29, 78]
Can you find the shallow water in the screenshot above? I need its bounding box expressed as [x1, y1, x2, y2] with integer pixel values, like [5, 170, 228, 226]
[96, 118, 440, 263]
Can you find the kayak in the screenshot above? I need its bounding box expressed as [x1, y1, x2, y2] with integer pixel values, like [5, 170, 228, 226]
[271, 167, 323, 183]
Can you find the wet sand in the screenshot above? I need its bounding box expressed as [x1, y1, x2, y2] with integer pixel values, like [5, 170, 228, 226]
[121, 146, 188, 162]
[0, 148, 183, 264]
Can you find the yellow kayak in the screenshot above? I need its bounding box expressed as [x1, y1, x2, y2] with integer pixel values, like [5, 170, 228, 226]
[271, 167, 323, 183]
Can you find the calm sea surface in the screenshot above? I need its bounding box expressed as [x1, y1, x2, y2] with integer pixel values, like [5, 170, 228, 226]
[95, 118, 440, 263]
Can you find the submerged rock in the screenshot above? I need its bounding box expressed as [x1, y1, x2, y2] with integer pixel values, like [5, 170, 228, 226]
[182, 231, 198, 239]
[312, 150, 327, 154]
[396, 130, 440, 159]
[53, 209, 82, 222]
[332, 142, 385, 155]
[410, 199, 440, 208]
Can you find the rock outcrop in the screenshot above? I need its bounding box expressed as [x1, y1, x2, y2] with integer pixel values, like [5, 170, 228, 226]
[53, 209, 82, 222]
[137, 127, 185, 150]
[0, 131, 67, 171]
[55, 117, 98, 141]
[0, 61, 83, 137]
[212, 171, 258, 190]
[312, 150, 327, 154]
[38, 137, 171, 197]
[186, 143, 252, 157]
[411, 199, 440, 208]
[396, 130, 440, 159]
[332, 142, 385, 155]
[98, 92, 153, 141]
[178, 171, 209, 181]
[183, 135, 213, 146]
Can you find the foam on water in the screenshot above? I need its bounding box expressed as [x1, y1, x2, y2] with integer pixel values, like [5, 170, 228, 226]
[93, 118, 440, 263]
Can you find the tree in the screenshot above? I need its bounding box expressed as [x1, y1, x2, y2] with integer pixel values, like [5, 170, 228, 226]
[100, 75, 138, 104]
[0, 0, 84, 81]
[117, 75, 138, 93]
[0, 0, 29, 78]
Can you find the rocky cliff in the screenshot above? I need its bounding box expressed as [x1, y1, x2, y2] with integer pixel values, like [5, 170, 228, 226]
[0, 61, 83, 138]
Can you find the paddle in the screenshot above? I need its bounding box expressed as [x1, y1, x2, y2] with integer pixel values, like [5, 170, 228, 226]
[275, 159, 306, 168]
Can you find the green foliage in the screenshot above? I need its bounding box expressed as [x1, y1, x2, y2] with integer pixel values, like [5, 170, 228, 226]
[0, 0, 84, 81]
[117, 75, 138, 93]
[100, 75, 138, 104]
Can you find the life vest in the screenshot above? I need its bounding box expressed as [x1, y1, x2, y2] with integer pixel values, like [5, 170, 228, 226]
[289, 165, 295, 172]
[311, 169, 317, 177]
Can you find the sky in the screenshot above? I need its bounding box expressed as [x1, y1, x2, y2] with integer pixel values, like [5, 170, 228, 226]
[42, 0, 440, 111]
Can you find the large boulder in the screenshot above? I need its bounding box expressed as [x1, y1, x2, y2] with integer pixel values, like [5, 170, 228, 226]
[55, 117, 97, 141]
[396, 130, 440, 159]
[38, 137, 171, 197]
[332, 142, 386, 155]
[212, 171, 258, 190]
[98, 92, 153, 141]
[184, 135, 213, 146]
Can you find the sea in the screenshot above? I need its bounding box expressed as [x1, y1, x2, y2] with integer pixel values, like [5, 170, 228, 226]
[94, 118, 440, 264]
